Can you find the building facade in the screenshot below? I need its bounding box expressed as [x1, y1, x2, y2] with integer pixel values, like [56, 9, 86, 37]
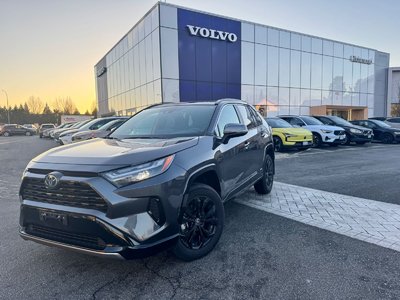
[95, 2, 390, 120]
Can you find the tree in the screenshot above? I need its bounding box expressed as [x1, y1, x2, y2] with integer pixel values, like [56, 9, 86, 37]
[52, 97, 78, 115]
[391, 104, 400, 117]
[27, 96, 44, 114]
[90, 100, 98, 117]
[43, 103, 52, 114]
[84, 110, 90, 116]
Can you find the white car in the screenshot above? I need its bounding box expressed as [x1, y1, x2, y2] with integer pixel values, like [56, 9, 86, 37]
[278, 115, 346, 147]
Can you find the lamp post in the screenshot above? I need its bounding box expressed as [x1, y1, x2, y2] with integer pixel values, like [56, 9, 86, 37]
[1, 89, 10, 124]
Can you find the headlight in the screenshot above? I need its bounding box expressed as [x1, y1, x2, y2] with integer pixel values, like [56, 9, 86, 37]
[350, 128, 362, 134]
[102, 155, 175, 187]
[320, 129, 333, 134]
[283, 133, 297, 138]
[394, 132, 400, 135]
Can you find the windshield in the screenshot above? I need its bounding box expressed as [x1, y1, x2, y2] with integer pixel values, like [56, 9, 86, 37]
[111, 105, 215, 139]
[329, 116, 352, 126]
[98, 119, 126, 131]
[371, 120, 392, 128]
[266, 118, 293, 128]
[301, 116, 323, 125]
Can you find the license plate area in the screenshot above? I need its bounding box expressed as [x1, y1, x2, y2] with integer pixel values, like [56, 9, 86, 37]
[303, 141, 309, 146]
[39, 210, 68, 226]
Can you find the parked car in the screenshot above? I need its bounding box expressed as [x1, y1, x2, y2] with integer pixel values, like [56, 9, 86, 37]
[265, 117, 313, 151]
[313, 115, 373, 145]
[278, 115, 346, 147]
[49, 122, 76, 139]
[53, 120, 92, 141]
[385, 117, 400, 129]
[0, 124, 36, 137]
[59, 117, 125, 145]
[23, 124, 37, 131]
[351, 119, 400, 144]
[19, 99, 275, 261]
[71, 118, 128, 143]
[38, 124, 55, 138]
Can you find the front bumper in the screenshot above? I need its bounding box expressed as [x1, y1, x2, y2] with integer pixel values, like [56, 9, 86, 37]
[348, 132, 373, 143]
[19, 164, 187, 259]
[321, 133, 347, 144]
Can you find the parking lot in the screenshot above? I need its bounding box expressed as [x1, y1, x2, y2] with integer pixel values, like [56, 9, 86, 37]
[1, 136, 400, 299]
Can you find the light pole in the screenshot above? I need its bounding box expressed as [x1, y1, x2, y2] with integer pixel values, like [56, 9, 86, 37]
[1, 89, 10, 124]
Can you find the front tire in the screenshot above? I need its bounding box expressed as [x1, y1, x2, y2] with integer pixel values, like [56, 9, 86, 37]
[382, 133, 394, 144]
[254, 154, 274, 195]
[312, 133, 322, 147]
[173, 183, 224, 261]
[273, 136, 283, 152]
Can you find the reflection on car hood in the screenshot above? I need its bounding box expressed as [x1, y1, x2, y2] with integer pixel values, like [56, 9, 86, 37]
[304, 125, 345, 131]
[32, 137, 199, 165]
[341, 124, 371, 131]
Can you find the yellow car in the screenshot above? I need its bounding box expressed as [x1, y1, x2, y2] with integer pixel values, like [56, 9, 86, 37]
[265, 117, 313, 152]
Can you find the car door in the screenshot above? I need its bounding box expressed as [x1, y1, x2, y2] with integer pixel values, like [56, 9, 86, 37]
[214, 104, 251, 198]
[365, 121, 381, 140]
[236, 104, 265, 181]
[15, 125, 25, 135]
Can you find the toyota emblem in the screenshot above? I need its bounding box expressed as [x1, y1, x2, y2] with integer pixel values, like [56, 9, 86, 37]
[44, 172, 62, 189]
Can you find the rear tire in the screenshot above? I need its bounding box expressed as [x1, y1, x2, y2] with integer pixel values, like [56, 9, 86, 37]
[3, 131, 10, 137]
[254, 154, 274, 195]
[25, 131, 31, 136]
[173, 183, 224, 261]
[382, 133, 394, 144]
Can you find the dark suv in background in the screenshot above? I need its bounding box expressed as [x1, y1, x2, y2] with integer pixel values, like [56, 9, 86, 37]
[0, 124, 36, 136]
[19, 99, 275, 261]
[351, 119, 400, 144]
[313, 115, 373, 145]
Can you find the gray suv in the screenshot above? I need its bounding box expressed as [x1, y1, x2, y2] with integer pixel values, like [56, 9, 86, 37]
[19, 99, 274, 261]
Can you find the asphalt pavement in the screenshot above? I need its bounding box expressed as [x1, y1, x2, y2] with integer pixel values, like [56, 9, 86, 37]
[1, 136, 400, 299]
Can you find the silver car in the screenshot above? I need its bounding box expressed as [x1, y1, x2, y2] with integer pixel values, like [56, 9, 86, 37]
[71, 118, 127, 142]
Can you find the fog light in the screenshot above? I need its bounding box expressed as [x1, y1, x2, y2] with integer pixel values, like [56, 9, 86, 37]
[147, 198, 165, 225]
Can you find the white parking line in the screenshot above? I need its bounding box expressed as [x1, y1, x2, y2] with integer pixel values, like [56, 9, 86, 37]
[0, 138, 34, 145]
[235, 182, 400, 252]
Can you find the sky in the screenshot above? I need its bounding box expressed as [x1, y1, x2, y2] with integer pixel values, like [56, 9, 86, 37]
[1, 0, 399, 113]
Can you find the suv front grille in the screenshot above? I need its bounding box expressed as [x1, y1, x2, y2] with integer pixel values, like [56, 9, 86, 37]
[334, 130, 345, 135]
[21, 177, 108, 212]
[26, 225, 106, 250]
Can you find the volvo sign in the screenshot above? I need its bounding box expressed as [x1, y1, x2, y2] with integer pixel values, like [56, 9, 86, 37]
[186, 25, 238, 42]
[350, 56, 372, 65]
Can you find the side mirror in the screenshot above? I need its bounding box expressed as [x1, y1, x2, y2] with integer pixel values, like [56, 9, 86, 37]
[222, 123, 248, 143]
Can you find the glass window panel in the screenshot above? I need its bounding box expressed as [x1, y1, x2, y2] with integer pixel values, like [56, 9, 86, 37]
[145, 35, 153, 82]
[367, 94, 374, 108]
[332, 58, 343, 91]
[322, 90, 333, 105]
[290, 50, 301, 88]
[139, 41, 146, 86]
[343, 59, 353, 93]
[160, 28, 179, 80]
[254, 85, 267, 106]
[242, 23, 254, 42]
[359, 93, 367, 106]
[361, 48, 369, 60]
[300, 106, 310, 115]
[242, 42, 255, 85]
[154, 79, 162, 104]
[138, 20, 145, 42]
[351, 92, 359, 106]
[152, 29, 161, 80]
[368, 64, 374, 94]
[133, 26, 139, 47]
[267, 28, 279, 46]
[127, 31, 133, 49]
[289, 106, 300, 115]
[342, 91, 351, 106]
[145, 14, 152, 37]
[162, 79, 180, 103]
[311, 54, 322, 89]
[353, 62, 361, 93]
[267, 86, 279, 105]
[360, 64, 368, 94]
[279, 30, 290, 48]
[334, 42, 344, 58]
[255, 25, 267, 44]
[147, 82, 155, 105]
[255, 44, 267, 85]
[323, 40, 334, 56]
[140, 85, 147, 107]
[301, 52, 311, 89]
[310, 89, 322, 106]
[301, 89, 311, 106]
[312, 38, 322, 54]
[124, 54, 129, 91]
[128, 50, 134, 89]
[267, 46, 279, 86]
[151, 6, 159, 31]
[133, 45, 140, 88]
[332, 90, 343, 105]
[279, 48, 290, 87]
[344, 44, 353, 58]
[279, 87, 289, 105]
[278, 106, 290, 115]
[290, 88, 301, 106]
[322, 55, 333, 90]
[302, 35, 311, 52]
[368, 49, 375, 63]
[353, 47, 362, 58]
[291, 33, 301, 50]
[241, 85, 255, 105]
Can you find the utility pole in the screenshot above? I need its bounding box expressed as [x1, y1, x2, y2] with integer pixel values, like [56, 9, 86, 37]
[1, 89, 10, 124]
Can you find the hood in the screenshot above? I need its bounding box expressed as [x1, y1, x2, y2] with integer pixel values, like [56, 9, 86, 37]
[304, 125, 344, 131]
[273, 127, 312, 135]
[60, 129, 80, 136]
[341, 123, 371, 131]
[32, 136, 199, 166]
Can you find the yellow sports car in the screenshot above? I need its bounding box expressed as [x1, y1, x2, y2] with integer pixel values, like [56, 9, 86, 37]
[265, 117, 313, 151]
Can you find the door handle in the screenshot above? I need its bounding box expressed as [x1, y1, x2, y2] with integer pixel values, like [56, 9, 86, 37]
[244, 141, 250, 149]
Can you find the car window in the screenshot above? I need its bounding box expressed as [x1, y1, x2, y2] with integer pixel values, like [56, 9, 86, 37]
[320, 117, 334, 125]
[89, 119, 114, 130]
[367, 121, 378, 129]
[236, 105, 256, 129]
[249, 106, 263, 126]
[215, 105, 241, 137]
[107, 120, 125, 131]
[289, 118, 304, 127]
[388, 118, 400, 123]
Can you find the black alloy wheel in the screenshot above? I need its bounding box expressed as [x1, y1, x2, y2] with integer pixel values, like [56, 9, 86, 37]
[312, 133, 322, 147]
[254, 154, 274, 195]
[382, 133, 394, 144]
[273, 136, 283, 152]
[173, 184, 224, 261]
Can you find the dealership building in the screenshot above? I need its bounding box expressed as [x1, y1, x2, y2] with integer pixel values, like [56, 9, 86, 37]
[95, 2, 390, 120]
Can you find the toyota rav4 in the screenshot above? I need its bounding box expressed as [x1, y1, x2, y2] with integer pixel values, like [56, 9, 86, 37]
[19, 99, 275, 261]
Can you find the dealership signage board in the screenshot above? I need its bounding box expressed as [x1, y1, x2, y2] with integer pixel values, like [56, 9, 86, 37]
[186, 25, 238, 42]
[350, 56, 372, 65]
